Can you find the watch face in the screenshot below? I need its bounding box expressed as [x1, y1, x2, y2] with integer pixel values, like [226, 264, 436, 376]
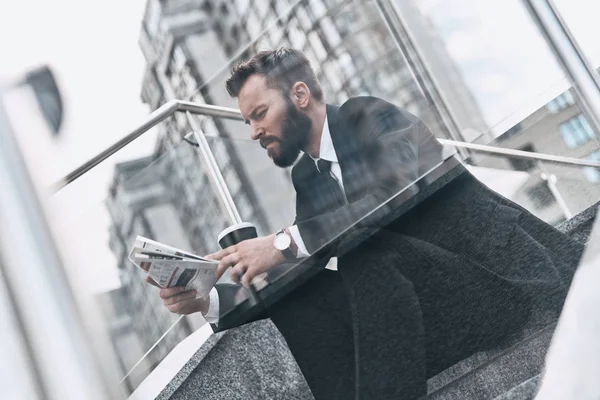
[274, 232, 292, 250]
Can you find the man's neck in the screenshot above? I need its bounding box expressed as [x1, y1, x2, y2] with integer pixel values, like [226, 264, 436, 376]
[304, 103, 327, 158]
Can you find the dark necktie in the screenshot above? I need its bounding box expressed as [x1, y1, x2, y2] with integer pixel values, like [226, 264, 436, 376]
[317, 159, 345, 206]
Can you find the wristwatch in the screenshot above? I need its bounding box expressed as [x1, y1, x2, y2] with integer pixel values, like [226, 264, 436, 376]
[273, 229, 295, 259]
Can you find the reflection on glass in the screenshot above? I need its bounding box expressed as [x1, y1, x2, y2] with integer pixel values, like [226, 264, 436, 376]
[584, 151, 600, 183]
[560, 114, 596, 148]
[45, 0, 598, 396]
[468, 80, 600, 225]
[100, 143, 215, 391]
[552, 0, 600, 71]
[411, 0, 573, 137]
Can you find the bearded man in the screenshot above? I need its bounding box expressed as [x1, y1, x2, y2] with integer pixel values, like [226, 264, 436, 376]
[153, 48, 582, 400]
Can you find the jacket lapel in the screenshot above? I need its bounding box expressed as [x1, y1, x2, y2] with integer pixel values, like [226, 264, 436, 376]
[327, 104, 368, 203]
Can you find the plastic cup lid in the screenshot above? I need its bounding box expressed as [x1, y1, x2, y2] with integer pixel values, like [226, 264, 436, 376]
[217, 222, 256, 242]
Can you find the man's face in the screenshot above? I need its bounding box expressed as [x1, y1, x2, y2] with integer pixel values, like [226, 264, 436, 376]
[237, 74, 312, 167]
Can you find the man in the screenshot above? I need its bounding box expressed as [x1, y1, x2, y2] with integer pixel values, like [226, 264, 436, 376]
[154, 48, 583, 399]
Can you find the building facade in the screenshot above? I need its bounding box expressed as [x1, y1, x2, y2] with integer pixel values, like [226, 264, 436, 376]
[204, 0, 489, 141]
[103, 156, 208, 392]
[475, 87, 600, 225]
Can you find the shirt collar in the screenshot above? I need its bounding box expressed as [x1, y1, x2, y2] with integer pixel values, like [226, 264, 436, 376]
[310, 114, 338, 163]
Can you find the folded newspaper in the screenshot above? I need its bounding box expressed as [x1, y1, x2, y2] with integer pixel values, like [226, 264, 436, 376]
[129, 236, 218, 299]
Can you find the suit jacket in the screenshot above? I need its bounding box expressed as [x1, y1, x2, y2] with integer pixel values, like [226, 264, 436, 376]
[293, 96, 581, 286]
[291, 96, 444, 256]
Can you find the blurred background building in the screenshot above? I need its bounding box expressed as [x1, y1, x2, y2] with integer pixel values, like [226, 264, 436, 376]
[97, 0, 600, 394]
[474, 81, 600, 225]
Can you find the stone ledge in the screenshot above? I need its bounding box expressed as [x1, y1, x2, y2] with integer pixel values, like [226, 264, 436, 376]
[159, 320, 312, 400]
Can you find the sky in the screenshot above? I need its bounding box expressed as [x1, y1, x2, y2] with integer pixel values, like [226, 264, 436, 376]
[0, 0, 155, 292]
[1, 0, 599, 295]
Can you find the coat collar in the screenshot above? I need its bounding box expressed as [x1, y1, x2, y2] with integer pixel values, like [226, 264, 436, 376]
[325, 103, 341, 152]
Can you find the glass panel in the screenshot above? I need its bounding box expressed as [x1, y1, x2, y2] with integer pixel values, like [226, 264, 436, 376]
[173, 3, 596, 397]
[408, 0, 596, 142]
[9, 0, 598, 398]
[405, 0, 599, 217]
[47, 129, 230, 393]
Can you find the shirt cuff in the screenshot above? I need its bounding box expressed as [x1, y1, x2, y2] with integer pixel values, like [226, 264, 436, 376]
[289, 225, 311, 258]
[204, 287, 220, 324]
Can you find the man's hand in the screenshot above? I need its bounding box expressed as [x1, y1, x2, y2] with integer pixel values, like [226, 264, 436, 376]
[145, 277, 209, 315]
[208, 233, 285, 287]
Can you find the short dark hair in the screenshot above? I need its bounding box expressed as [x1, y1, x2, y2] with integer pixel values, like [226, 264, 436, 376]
[226, 48, 324, 102]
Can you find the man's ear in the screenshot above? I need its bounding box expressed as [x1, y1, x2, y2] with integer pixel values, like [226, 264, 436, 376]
[290, 81, 310, 109]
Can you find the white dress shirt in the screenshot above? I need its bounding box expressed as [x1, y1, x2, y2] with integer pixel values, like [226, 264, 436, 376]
[204, 115, 345, 324]
[289, 114, 347, 257]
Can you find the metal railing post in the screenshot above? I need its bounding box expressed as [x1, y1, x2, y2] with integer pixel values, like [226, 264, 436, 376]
[184, 112, 242, 225]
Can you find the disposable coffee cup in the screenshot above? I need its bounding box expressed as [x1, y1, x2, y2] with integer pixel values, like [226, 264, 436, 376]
[217, 222, 258, 249]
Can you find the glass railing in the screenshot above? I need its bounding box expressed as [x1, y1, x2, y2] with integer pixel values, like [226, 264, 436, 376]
[3, 0, 600, 398]
[42, 97, 598, 396]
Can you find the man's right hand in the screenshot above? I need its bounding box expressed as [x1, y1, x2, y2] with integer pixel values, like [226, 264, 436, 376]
[145, 276, 210, 315]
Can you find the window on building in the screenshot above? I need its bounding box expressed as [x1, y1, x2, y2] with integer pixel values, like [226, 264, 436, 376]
[234, 0, 250, 14]
[321, 17, 341, 48]
[145, 0, 161, 36]
[583, 151, 600, 183]
[255, 0, 270, 19]
[236, 193, 254, 220]
[213, 20, 224, 37]
[246, 10, 261, 38]
[231, 25, 240, 42]
[274, 1, 291, 22]
[560, 114, 596, 148]
[503, 122, 522, 139]
[309, 0, 327, 19]
[220, 3, 229, 16]
[338, 52, 356, 79]
[546, 90, 575, 114]
[295, 7, 312, 30]
[223, 166, 242, 194]
[308, 31, 327, 61]
[287, 19, 306, 49]
[324, 62, 342, 93]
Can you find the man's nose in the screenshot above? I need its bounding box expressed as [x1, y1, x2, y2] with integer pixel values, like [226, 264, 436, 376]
[250, 123, 264, 141]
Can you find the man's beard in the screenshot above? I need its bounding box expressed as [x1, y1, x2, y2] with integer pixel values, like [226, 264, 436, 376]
[267, 101, 312, 168]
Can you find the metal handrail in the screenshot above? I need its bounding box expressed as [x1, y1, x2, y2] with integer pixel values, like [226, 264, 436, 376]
[50, 100, 600, 193]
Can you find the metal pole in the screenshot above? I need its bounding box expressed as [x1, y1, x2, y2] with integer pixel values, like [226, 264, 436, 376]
[185, 115, 261, 306]
[155, 69, 260, 303]
[49, 100, 245, 192]
[0, 99, 116, 399]
[374, 0, 470, 159]
[185, 112, 242, 225]
[522, 0, 600, 136]
[438, 138, 600, 167]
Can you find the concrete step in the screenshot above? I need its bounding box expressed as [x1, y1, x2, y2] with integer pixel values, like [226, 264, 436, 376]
[424, 203, 597, 400]
[160, 204, 597, 400]
[425, 327, 552, 400]
[493, 375, 541, 400]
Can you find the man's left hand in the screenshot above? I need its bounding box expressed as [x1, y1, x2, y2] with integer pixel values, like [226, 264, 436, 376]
[208, 234, 285, 287]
